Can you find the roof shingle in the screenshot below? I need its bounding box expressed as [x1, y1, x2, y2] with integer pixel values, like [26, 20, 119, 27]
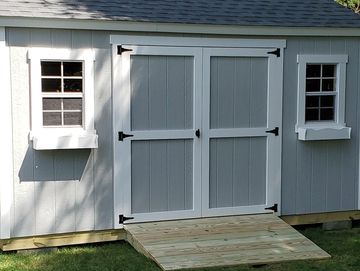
[0, 0, 359, 28]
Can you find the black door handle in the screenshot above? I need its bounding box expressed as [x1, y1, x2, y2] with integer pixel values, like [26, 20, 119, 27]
[118, 131, 134, 141]
[266, 127, 279, 136]
[195, 129, 200, 138]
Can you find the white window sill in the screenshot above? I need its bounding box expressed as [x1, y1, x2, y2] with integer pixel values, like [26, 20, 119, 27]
[30, 130, 98, 150]
[296, 126, 351, 141]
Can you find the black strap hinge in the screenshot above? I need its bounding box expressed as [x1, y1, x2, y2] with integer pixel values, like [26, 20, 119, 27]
[267, 48, 280, 57]
[265, 204, 278, 213]
[118, 131, 134, 141]
[119, 214, 134, 224]
[117, 45, 133, 55]
[266, 127, 279, 136]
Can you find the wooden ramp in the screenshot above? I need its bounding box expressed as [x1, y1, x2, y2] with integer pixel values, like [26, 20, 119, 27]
[125, 214, 330, 270]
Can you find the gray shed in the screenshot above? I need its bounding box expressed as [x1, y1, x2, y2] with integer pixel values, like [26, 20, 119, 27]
[0, 0, 360, 246]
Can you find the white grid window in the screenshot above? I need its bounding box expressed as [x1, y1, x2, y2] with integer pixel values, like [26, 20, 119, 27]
[41, 61, 84, 127]
[305, 64, 336, 122]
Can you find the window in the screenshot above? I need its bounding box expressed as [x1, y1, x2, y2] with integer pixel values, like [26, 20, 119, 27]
[296, 55, 351, 141]
[41, 61, 84, 127]
[305, 64, 336, 122]
[29, 48, 98, 150]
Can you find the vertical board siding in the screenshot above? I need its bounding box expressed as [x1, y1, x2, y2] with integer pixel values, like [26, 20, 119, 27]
[93, 48, 113, 230]
[54, 151, 76, 233]
[341, 39, 359, 210]
[210, 57, 267, 129]
[131, 140, 193, 214]
[130, 55, 193, 131]
[208, 55, 268, 210]
[8, 28, 113, 237]
[10, 46, 35, 237]
[209, 138, 266, 208]
[34, 150, 56, 235]
[74, 150, 95, 231]
[281, 39, 299, 215]
[129, 54, 195, 215]
[281, 37, 359, 215]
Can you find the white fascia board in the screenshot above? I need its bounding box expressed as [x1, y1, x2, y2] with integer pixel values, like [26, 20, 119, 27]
[2, 16, 360, 37]
[110, 35, 286, 48]
[0, 27, 13, 239]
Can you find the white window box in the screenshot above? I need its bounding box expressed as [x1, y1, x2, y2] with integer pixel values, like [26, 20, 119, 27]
[31, 130, 98, 150]
[297, 126, 351, 141]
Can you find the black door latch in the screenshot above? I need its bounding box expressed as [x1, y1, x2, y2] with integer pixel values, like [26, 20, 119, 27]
[118, 131, 134, 141]
[195, 129, 200, 138]
[266, 127, 279, 136]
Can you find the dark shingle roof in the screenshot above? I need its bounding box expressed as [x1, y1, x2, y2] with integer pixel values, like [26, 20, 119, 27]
[0, 0, 360, 28]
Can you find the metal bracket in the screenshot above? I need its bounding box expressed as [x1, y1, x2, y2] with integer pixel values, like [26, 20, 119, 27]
[267, 48, 280, 57]
[265, 204, 278, 213]
[119, 214, 134, 224]
[118, 131, 134, 141]
[266, 127, 279, 136]
[117, 45, 133, 55]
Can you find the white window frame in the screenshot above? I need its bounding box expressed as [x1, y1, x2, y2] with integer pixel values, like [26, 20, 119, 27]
[296, 54, 351, 141]
[28, 48, 98, 150]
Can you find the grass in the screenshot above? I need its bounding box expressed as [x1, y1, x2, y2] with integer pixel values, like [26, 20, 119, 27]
[0, 226, 359, 271]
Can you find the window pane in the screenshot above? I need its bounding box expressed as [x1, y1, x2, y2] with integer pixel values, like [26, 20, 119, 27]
[63, 98, 82, 110]
[306, 96, 319, 108]
[42, 79, 61, 92]
[63, 62, 83, 77]
[306, 64, 321, 78]
[43, 112, 62, 126]
[43, 98, 61, 110]
[320, 95, 335, 107]
[64, 79, 82, 92]
[41, 62, 61, 76]
[305, 108, 319, 121]
[322, 79, 335, 92]
[306, 79, 321, 92]
[322, 65, 336, 77]
[64, 112, 82, 125]
[320, 108, 334, 121]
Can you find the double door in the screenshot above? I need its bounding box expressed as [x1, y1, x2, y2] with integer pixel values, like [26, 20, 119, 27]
[114, 45, 282, 224]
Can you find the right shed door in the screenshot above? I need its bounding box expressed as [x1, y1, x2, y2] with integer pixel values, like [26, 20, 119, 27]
[201, 48, 282, 217]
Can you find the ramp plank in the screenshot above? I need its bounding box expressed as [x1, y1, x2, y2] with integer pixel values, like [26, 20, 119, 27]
[125, 214, 330, 270]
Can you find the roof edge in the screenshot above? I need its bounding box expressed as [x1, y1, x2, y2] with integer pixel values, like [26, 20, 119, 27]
[1, 16, 360, 37]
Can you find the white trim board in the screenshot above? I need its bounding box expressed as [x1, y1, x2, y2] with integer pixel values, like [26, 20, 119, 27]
[0, 27, 14, 239]
[2, 17, 360, 37]
[110, 36, 286, 49]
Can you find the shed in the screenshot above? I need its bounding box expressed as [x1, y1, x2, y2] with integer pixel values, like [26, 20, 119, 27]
[0, 0, 360, 248]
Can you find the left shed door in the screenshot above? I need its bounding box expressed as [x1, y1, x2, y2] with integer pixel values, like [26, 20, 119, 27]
[114, 46, 202, 224]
